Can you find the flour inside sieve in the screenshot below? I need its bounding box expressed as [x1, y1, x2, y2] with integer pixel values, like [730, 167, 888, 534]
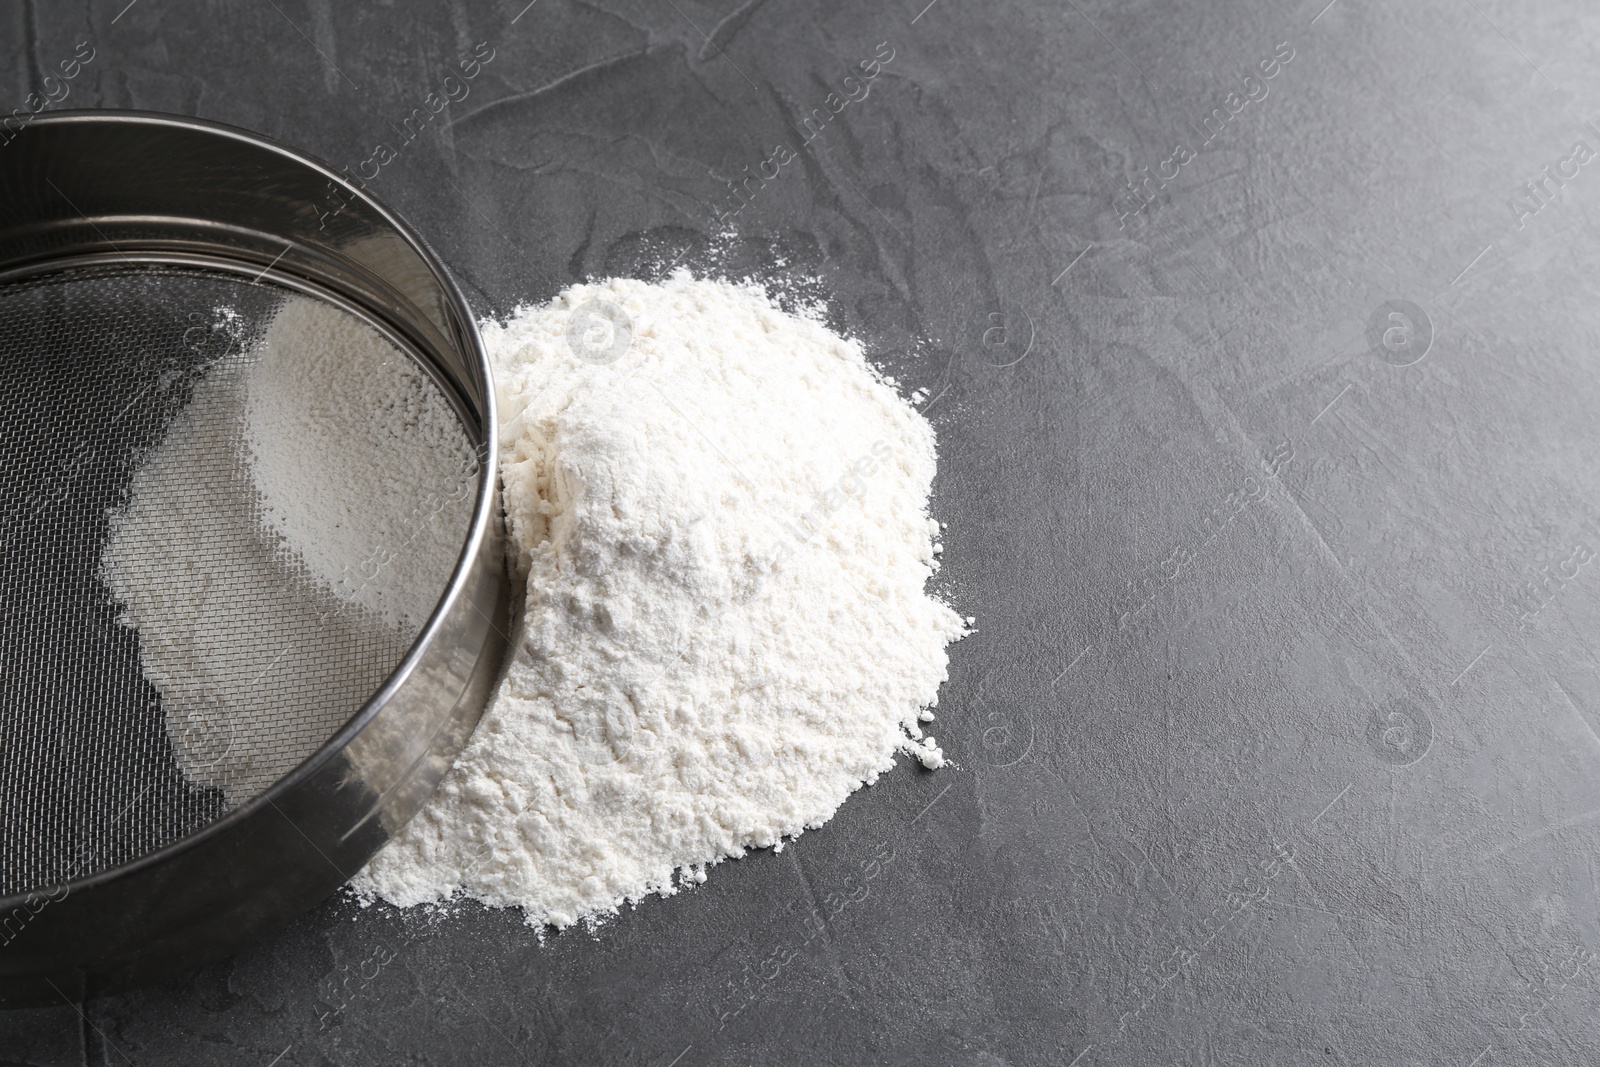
[100, 292, 476, 808]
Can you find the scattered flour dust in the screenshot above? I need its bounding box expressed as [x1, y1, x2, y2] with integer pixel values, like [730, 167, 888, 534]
[351, 273, 967, 928]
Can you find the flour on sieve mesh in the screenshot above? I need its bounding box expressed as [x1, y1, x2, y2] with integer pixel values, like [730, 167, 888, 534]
[100, 295, 475, 806]
[243, 296, 478, 632]
[351, 273, 966, 928]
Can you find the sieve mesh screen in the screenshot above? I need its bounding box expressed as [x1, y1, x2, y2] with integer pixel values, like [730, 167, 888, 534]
[0, 265, 475, 897]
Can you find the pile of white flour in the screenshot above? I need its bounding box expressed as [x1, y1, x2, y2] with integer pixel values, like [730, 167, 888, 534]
[101, 296, 474, 805]
[352, 273, 966, 927]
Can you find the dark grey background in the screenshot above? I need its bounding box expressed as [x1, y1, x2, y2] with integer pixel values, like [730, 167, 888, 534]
[6, 0, 1600, 1063]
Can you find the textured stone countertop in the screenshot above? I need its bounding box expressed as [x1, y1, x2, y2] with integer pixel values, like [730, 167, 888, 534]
[8, 0, 1600, 1063]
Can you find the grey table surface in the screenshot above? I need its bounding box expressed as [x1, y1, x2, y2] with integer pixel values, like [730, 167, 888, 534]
[6, 0, 1600, 1063]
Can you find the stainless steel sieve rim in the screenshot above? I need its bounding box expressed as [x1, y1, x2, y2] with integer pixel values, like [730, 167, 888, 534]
[3, 109, 501, 893]
[0, 110, 513, 998]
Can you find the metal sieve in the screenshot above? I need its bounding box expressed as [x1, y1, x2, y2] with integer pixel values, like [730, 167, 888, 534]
[0, 111, 511, 1003]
